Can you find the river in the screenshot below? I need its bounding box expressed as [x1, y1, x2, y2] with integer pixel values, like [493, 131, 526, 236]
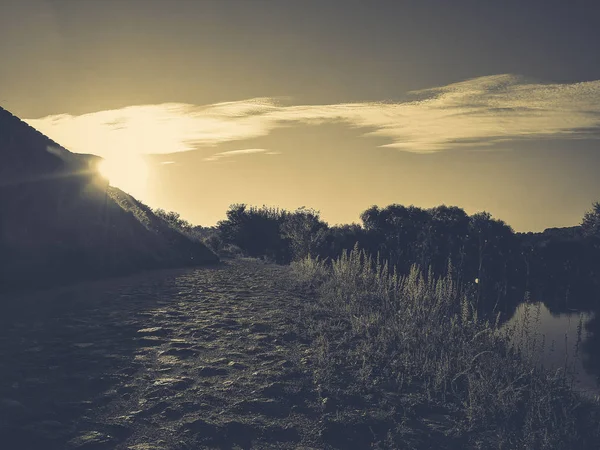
[504, 302, 599, 399]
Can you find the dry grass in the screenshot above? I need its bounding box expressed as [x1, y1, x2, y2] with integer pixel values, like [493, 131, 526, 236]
[291, 245, 600, 449]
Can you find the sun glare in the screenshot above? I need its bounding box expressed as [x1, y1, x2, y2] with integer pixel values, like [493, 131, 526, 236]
[97, 155, 149, 197]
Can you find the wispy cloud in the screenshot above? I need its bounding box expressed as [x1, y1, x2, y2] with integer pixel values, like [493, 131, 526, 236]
[203, 148, 270, 162]
[24, 100, 279, 158]
[24, 75, 600, 156]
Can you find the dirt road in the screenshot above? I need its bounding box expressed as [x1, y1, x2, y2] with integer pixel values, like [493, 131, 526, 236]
[0, 259, 322, 449]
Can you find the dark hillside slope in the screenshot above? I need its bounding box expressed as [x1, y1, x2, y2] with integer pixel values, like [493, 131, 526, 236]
[0, 106, 217, 292]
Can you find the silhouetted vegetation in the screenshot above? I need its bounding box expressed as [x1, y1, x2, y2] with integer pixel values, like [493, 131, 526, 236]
[290, 247, 600, 449]
[217, 202, 600, 318]
[152, 211, 244, 259]
[153, 208, 194, 232]
[581, 202, 600, 239]
[217, 204, 293, 263]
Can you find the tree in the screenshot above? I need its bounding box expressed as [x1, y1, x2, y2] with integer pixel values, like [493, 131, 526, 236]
[581, 201, 600, 238]
[280, 208, 328, 260]
[464, 212, 517, 307]
[217, 204, 291, 262]
[425, 205, 470, 274]
[359, 204, 431, 272]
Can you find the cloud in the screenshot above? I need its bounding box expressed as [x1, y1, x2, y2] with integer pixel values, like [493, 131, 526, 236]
[24, 100, 281, 158]
[203, 148, 271, 162]
[24, 74, 600, 156]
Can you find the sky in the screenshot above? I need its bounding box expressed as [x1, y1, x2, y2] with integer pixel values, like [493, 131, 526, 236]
[2, 0, 600, 231]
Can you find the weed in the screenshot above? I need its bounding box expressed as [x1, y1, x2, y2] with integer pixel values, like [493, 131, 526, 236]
[292, 246, 600, 449]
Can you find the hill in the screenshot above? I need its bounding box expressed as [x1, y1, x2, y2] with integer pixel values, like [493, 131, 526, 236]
[0, 106, 218, 292]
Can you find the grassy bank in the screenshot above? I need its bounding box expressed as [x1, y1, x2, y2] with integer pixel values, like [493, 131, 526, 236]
[290, 246, 600, 449]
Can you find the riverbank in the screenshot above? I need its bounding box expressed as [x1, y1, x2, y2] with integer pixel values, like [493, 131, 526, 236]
[288, 249, 600, 449]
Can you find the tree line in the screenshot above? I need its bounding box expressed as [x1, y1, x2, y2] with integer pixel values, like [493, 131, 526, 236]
[154, 201, 600, 315]
[214, 202, 600, 315]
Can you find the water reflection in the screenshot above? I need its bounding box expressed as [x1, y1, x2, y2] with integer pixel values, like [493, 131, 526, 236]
[504, 302, 599, 397]
[582, 313, 600, 391]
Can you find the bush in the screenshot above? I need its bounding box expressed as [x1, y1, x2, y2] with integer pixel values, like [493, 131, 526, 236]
[217, 204, 329, 263]
[154, 208, 193, 232]
[217, 204, 291, 262]
[289, 254, 329, 290]
[281, 207, 328, 260]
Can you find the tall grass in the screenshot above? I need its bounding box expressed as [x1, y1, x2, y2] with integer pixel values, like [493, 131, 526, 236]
[291, 245, 600, 449]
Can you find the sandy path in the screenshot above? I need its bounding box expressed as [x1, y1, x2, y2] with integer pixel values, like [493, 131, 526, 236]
[0, 259, 322, 450]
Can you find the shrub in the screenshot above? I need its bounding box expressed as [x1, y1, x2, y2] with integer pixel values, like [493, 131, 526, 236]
[290, 254, 329, 290]
[281, 207, 328, 261]
[154, 208, 193, 232]
[218, 204, 291, 262]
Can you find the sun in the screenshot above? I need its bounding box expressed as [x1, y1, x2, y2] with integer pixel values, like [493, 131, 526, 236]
[97, 155, 149, 196]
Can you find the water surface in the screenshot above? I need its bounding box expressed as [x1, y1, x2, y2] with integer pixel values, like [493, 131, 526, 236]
[505, 302, 599, 398]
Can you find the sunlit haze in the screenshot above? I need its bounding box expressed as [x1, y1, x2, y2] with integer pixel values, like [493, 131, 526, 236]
[97, 155, 149, 198]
